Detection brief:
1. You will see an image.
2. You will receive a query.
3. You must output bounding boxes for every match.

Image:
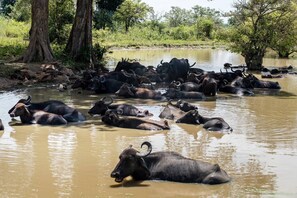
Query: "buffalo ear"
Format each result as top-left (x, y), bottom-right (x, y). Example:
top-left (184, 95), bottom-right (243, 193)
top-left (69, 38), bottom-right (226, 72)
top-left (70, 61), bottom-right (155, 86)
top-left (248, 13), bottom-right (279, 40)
top-left (137, 157), bottom-right (150, 178)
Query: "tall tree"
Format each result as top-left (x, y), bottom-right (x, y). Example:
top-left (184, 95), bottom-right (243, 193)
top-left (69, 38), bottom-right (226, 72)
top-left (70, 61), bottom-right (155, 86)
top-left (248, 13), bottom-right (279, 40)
top-left (22, 0), bottom-right (53, 62)
top-left (228, 0), bottom-right (295, 70)
top-left (113, 0), bottom-right (151, 32)
top-left (270, 2), bottom-right (297, 58)
top-left (192, 5), bottom-right (222, 25)
top-left (65, 0), bottom-right (93, 63)
top-left (164, 7), bottom-right (194, 27)
top-left (94, 0), bottom-right (124, 29)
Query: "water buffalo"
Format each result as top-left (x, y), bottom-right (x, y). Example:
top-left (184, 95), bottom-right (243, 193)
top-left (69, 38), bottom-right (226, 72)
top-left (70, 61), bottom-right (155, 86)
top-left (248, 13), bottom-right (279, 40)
top-left (172, 100), bottom-right (198, 112)
top-left (115, 58), bottom-right (148, 76)
top-left (218, 84), bottom-right (254, 96)
top-left (176, 110), bottom-right (233, 132)
top-left (88, 97), bottom-right (152, 117)
top-left (111, 141), bottom-right (231, 184)
top-left (169, 81), bottom-right (201, 92)
top-left (115, 84), bottom-right (165, 100)
top-left (157, 58), bottom-right (196, 82)
top-left (159, 100), bottom-right (198, 120)
top-left (163, 88), bottom-right (205, 100)
top-left (102, 110), bottom-right (169, 130)
top-left (245, 74), bottom-right (281, 89)
top-left (0, 119), bottom-right (4, 130)
top-left (159, 102), bottom-right (186, 120)
top-left (9, 103), bottom-right (67, 125)
top-left (198, 76), bottom-right (218, 96)
top-left (8, 96), bottom-right (86, 122)
top-left (88, 76), bottom-right (124, 94)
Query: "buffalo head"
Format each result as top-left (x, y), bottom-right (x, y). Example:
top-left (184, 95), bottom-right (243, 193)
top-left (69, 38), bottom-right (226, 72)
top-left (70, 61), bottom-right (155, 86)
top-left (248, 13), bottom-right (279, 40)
top-left (8, 96), bottom-right (31, 114)
top-left (175, 100), bottom-right (198, 112)
top-left (9, 103), bottom-right (31, 118)
top-left (115, 83), bottom-right (135, 98)
top-left (111, 142), bottom-right (152, 183)
top-left (101, 110), bottom-right (120, 126)
top-left (176, 109), bottom-right (200, 124)
top-left (88, 97), bottom-right (113, 115)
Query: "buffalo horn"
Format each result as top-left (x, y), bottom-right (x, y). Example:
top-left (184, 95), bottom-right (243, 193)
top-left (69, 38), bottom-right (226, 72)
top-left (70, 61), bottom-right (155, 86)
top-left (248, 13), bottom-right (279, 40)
top-left (103, 96), bottom-right (113, 105)
top-left (121, 69), bottom-right (132, 77)
top-left (26, 96), bottom-right (32, 104)
top-left (190, 62), bottom-right (196, 67)
top-left (136, 141), bottom-right (152, 157)
top-left (231, 67), bottom-right (235, 73)
top-left (117, 109), bottom-right (123, 115)
top-left (175, 81), bottom-right (181, 87)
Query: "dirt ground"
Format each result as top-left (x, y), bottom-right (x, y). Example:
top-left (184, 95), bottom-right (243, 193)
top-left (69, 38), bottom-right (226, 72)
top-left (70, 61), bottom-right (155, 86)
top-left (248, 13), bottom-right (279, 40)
top-left (0, 62), bottom-right (77, 91)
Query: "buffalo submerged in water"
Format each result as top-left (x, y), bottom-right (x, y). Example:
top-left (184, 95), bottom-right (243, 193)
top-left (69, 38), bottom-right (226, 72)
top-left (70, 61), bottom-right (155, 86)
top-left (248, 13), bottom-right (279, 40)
top-left (111, 142), bottom-right (231, 185)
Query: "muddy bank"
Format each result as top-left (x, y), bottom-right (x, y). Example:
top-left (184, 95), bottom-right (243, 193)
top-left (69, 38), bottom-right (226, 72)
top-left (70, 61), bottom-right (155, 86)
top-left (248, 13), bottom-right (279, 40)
top-left (0, 62), bottom-right (79, 91)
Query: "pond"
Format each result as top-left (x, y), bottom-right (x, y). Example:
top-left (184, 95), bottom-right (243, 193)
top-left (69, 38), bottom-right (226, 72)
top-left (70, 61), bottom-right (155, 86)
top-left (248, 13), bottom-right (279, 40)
top-left (0, 48), bottom-right (297, 197)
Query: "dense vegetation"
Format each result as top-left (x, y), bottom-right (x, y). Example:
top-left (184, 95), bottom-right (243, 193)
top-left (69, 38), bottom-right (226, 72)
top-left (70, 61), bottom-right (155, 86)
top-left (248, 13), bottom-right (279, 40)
top-left (0, 0), bottom-right (296, 70)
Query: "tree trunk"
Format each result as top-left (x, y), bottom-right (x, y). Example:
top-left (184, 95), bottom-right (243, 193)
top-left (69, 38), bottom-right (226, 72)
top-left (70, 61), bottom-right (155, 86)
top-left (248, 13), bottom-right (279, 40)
top-left (244, 50), bottom-right (265, 71)
top-left (22, 0), bottom-right (53, 63)
top-left (65, 0), bottom-right (93, 64)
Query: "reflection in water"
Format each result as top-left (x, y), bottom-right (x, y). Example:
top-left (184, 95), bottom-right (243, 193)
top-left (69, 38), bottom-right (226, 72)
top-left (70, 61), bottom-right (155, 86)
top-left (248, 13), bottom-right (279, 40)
top-left (0, 49), bottom-right (297, 197)
top-left (48, 130), bottom-right (77, 198)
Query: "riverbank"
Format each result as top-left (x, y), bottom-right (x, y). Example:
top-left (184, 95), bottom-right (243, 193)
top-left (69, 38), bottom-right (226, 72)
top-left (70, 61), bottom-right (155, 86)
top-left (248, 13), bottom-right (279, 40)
top-left (0, 62), bottom-right (78, 91)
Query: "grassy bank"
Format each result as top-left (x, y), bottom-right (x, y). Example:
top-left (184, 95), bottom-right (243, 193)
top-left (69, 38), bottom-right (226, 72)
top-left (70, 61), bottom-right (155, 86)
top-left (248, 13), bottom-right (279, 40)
top-left (0, 17), bottom-right (227, 62)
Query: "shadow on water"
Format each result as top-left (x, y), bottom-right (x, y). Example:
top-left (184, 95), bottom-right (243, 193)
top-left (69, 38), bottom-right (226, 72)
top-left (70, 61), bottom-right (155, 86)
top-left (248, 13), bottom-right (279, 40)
top-left (110, 180), bottom-right (150, 188)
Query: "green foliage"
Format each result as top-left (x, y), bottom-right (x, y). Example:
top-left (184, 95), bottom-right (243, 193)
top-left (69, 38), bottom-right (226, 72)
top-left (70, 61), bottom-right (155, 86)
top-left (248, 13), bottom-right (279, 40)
top-left (113, 0), bottom-right (151, 32)
top-left (10, 0), bottom-right (30, 22)
top-left (96, 0), bottom-right (124, 11)
top-left (192, 5), bottom-right (222, 25)
top-left (167, 25), bottom-right (195, 40)
top-left (0, 38), bottom-right (27, 60)
top-left (196, 17), bottom-right (215, 39)
top-left (93, 9), bottom-right (114, 29)
top-left (94, 0), bottom-right (124, 29)
top-left (228, 0), bottom-right (296, 70)
top-left (49, 0), bottom-right (75, 44)
top-left (1, 0), bottom-right (16, 16)
top-left (0, 17), bottom-right (29, 60)
top-left (269, 3), bottom-right (297, 58)
top-left (164, 7), bottom-right (194, 27)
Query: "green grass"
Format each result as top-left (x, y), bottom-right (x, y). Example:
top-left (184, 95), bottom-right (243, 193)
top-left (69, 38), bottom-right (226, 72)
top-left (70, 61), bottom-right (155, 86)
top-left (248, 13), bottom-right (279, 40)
top-left (0, 17), bottom-right (226, 62)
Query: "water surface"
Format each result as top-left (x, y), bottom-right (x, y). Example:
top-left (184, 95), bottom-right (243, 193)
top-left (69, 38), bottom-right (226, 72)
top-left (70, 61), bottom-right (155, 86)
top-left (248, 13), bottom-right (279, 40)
top-left (1, 48), bottom-right (297, 197)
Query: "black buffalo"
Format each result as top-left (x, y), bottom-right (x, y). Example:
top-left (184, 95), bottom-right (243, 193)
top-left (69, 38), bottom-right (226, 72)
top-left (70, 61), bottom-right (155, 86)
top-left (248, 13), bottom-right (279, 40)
top-left (176, 110), bottom-right (233, 132)
top-left (169, 81), bottom-right (200, 92)
top-left (157, 58), bottom-right (196, 82)
top-left (163, 88), bottom-right (205, 100)
top-left (8, 96), bottom-right (86, 122)
top-left (9, 103), bottom-right (67, 125)
top-left (111, 141), bottom-right (231, 184)
top-left (172, 100), bottom-right (198, 112)
top-left (159, 102), bottom-right (186, 120)
top-left (245, 74), bottom-right (281, 89)
top-left (88, 97), bottom-right (152, 117)
top-left (102, 110), bottom-right (169, 131)
top-left (88, 76), bottom-right (124, 94)
top-left (159, 100), bottom-right (198, 120)
top-left (115, 58), bottom-right (148, 76)
top-left (115, 84), bottom-right (165, 100)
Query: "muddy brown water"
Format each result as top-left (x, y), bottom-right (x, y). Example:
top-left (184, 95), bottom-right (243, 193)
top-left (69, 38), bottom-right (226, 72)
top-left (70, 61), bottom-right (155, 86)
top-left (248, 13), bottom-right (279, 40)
top-left (1, 48), bottom-right (297, 197)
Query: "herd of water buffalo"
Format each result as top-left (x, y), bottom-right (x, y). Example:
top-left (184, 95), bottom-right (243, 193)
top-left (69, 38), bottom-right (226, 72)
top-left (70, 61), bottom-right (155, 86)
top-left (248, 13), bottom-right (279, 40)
top-left (1, 57), bottom-right (289, 185)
